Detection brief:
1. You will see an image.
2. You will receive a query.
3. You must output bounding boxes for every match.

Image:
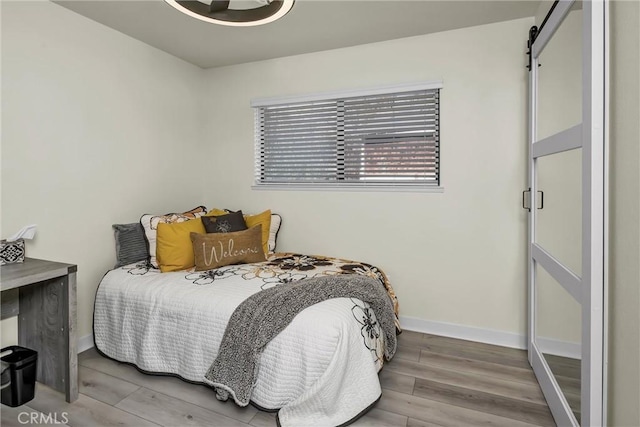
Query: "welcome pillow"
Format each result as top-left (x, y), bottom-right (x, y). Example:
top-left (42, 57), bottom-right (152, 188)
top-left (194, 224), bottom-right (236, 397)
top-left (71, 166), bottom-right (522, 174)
top-left (191, 225), bottom-right (265, 271)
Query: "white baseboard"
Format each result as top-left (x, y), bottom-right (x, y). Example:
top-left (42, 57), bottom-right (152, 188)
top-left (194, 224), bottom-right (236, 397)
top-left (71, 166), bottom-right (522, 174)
top-left (537, 337), bottom-right (581, 359)
top-left (399, 315), bottom-right (527, 349)
top-left (399, 316), bottom-right (581, 360)
top-left (78, 333), bottom-right (94, 353)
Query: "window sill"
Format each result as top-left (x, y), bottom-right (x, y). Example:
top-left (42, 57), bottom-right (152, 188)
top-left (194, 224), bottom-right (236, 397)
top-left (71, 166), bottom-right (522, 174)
top-left (251, 184), bottom-right (444, 193)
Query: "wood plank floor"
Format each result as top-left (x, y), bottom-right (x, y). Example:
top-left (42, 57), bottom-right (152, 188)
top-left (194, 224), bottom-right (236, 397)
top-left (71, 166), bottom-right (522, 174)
top-left (1, 331), bottom-right (557, 427)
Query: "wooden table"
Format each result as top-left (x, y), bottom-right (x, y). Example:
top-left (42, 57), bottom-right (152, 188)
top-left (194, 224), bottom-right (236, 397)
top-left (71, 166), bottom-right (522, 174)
top-left (1, 258), bottom-right (78, 403)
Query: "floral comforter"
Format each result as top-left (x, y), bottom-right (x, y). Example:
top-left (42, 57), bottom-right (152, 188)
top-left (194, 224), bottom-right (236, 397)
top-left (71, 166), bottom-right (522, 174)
top-left (94, 253), bottom-right (400, 426)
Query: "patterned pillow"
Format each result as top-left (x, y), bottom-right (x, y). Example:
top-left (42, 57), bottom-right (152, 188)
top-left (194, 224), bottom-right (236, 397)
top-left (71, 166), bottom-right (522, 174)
top-left (140, 206), bottom-right (207, 269)
top-left (191, 225), bottom-right (266, 271)
top-left (268, 214), bottom-right (282, 253)
top-left (112, 223), bottom-right (149, 268)
top-left (202, 211), bottom-right (247, 233)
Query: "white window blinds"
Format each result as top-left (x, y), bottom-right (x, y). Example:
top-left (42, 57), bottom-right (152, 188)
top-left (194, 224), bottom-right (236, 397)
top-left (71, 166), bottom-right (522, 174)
top-left (254, 84), bottom-right (440, 188)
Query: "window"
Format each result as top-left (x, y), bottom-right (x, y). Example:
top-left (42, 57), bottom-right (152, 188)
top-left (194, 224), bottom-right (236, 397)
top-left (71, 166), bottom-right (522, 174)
top-left (253, 82), bottom-right (441, 189)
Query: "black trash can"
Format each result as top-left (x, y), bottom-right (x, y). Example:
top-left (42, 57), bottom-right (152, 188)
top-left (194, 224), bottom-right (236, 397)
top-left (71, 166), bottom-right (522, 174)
top-left (1, 346), bottom-right (37, 407)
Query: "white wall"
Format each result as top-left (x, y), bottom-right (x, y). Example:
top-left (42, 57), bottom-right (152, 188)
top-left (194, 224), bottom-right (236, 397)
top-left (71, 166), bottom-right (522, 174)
top-left (608, 1), bottom-right (640, 425)
top-left (201, 18), bottom-right (533, 337)
top-left (0, 1), bottom-right (205, 345)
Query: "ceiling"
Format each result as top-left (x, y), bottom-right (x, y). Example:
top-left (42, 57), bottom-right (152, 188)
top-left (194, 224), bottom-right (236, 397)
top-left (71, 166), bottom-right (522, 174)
top-left (55, 0), bottom-right (540, 69)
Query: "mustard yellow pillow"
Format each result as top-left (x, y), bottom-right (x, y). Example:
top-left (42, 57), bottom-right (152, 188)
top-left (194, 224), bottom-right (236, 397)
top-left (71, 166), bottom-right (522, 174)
top-left (156, 218), bottom-right (206, 272)
top-left (245, 210), bottom-right (271, 255)
top-left (206, 208), bottom-right (228, 217)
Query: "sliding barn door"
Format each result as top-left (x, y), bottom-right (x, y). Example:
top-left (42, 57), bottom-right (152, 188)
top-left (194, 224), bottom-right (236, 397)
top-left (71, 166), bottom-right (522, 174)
top-left (527, 1), bottom-right (606, 426)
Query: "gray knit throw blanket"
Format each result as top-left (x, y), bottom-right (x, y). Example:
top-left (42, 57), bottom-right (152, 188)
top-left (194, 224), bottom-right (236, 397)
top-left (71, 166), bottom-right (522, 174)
top-left (204, 274), bottom-right (398, 406)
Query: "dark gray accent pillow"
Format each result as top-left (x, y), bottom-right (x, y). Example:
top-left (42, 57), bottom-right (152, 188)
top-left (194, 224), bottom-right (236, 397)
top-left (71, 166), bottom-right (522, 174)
top-left (202, 211), bottom-right (248, 234)
top-left (113, 223), bottom-right (149, 268)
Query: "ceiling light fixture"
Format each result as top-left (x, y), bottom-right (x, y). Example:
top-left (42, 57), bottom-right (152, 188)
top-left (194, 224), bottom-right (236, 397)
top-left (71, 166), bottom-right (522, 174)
top-left (165, 0), bottom-right (295, 27)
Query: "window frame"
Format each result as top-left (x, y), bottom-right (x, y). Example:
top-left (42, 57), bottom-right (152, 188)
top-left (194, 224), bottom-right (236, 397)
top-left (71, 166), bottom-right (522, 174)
top-left (251, 81), bottom-right (444, 192)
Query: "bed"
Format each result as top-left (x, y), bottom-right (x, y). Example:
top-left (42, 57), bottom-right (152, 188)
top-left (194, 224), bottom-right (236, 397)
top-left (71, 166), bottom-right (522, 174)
top-left (93, 252), bottom-right (400, 426)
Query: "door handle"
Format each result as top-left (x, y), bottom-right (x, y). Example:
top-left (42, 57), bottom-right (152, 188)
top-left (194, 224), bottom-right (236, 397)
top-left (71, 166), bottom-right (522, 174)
top-left (522, 189), bottom-right (544, 211)
top-left (537, 190), bottom-right (544, 210)
top-left (522, 188), bottom-right (531, 211)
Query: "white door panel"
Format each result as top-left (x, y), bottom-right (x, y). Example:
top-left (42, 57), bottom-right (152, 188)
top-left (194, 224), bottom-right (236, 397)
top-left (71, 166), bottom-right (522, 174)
top-left (527, 1), bottom-right (606, 425)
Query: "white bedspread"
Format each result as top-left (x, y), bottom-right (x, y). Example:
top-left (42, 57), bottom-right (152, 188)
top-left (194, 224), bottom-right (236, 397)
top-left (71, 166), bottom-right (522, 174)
top-left (94, 254), bottom-right (397, 426)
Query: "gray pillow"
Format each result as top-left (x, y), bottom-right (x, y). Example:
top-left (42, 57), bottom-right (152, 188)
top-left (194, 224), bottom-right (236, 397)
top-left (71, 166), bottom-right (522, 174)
top-left (113, 223), bottom-right (149, 268)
